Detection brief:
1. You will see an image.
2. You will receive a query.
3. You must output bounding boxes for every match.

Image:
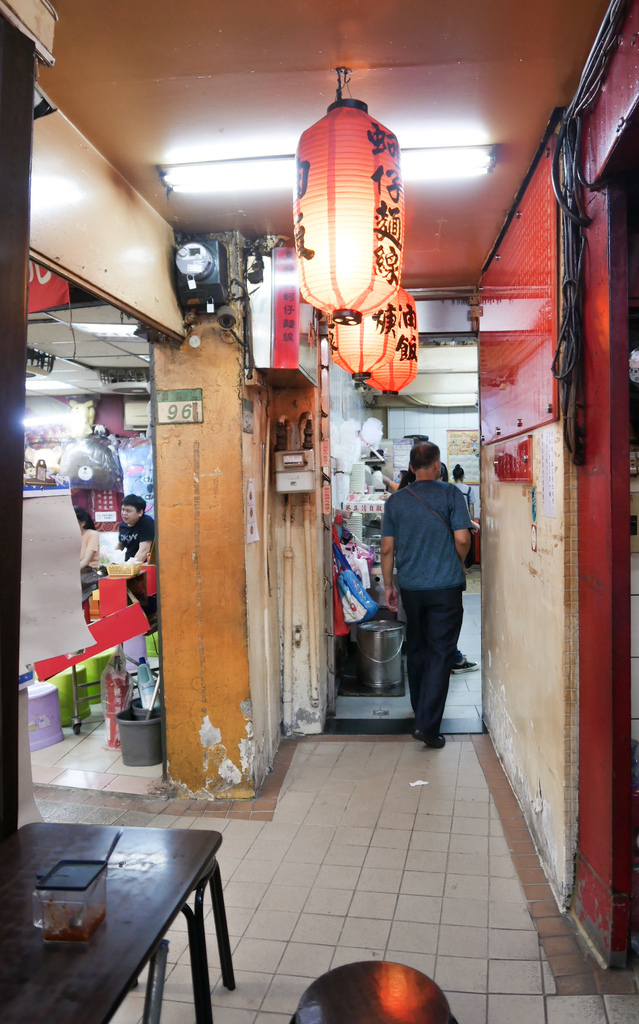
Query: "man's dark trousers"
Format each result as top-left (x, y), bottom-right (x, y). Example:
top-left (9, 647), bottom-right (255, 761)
top-left (400, 585), bottom-right (464, 736)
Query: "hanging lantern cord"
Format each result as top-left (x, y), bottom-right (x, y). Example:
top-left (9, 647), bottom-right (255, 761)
top-left (335, 67), bottom-right (352, 103)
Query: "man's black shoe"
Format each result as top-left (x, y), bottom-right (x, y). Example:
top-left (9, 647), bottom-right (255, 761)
top-left (412, 730), bottom-right (446, 749)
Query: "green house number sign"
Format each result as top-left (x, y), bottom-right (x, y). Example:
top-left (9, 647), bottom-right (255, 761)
top-left (156, 389), bottom-right (203, 424)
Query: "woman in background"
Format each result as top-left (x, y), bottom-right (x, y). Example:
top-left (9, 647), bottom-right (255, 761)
top-left (75, 506), bottom-right (100, 623)
top-left (452, 464), bottom-right (474, 518)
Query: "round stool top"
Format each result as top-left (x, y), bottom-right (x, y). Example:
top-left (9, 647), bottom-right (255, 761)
top-left (295, 961), bottom-right (451, 1024)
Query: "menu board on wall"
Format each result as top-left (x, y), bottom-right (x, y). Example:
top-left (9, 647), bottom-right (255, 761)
top-left (447, 430), bottom-right (480, 485)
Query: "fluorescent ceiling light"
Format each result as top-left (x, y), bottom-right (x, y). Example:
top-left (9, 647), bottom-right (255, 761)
top-left (25, 378), bottom-right (75, 391)
top-left (161, 146), bottom-right (495, 194)
top-left (162, 156), bottom-right (295, 194)
top-left (73, 322), bottom-right (140, 338)
top-left (402, 146), bottom-right (495, 180)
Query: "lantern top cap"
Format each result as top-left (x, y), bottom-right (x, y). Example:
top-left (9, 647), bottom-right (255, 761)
top-left (327, 98), bottom-right (368, 114)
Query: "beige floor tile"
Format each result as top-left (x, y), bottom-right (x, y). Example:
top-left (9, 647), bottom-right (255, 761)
top-left (444, 873), bottom-right (489, 901)
top-left (244, 840), bottom-right (292, 863)
top-left (415, 798), bottom-right (455, 816)
top-left (489, 928), bottom-right (540, 960)
top-left (357, 867), bottom-right (403, 893)
top-left (232, 937), bottom-right (286, 974)
top-left (490, 855), bottom-right (518, 878)
top-left (488, 959), bottom-right (543, 995)
top-left (404, 848), bottom-right (447, 873)
top-left (303, 887), bottom-right (353, 916)
top-left (260, 885), bottom-right (310, 914)
top-left (376, 811), bottom-right (417, 830)
top-left (153, 1001), bottom-right (196, 1024)
top-left (200, 1008), bottom-right (256, 1024)
top-left (401, 871), bottom-right (446, 897)
top-left (447, 851), bottom-right (489, 876)
top-left (330, 946), bottom-right (385, 969)
top-left (262, 974), bottom-right (316, 1014)
top-left (542, 959), bottom-right (557, 995)
top-left (438, 922), bottom-right (488, 958)
top-left (291, 913), bottom-right (345, 945)
top-left (435, 955), bottom-right (488, 994)
top-left (338, 808), bottom-right (381, 828)
top-left (603, 994), bottom-right (639, 1023)
top-left (489, 901), bottom-right (536, 931)
top-left (489, 836), bottom-right (510, 857)
top-left (323, 843), bottom-right (367, 867)
top-left (339, 916), bottom-right (391, 948)
top-left (387, 920), bottom-right (438, 954)
top-left (348, 890), bottom-right (398, 920)
top-left (314, 864), bottom-right (360, 889)
top-left (408, 830), bottom-right (450, 853)
top-left (277, 942), bottom-right (334, 977)
top-left (244, 910), bottom-right (299, 942)
top-left (440, 897), bottom-right (488, 928)
top-left (451, 815), bottom-right (489, 836)
top-left (217, 820), bottom-right (266, 840)
top-left (232, 860), bottom-right (279, 884)
top-left (225, 907), bottom-right (256, 937)
top-left (370, 828), bottom-right (412, 849)
top-left (332, 825), bottom-right (374, 846)
top-left (546, 996), bottom-right (608, 1023)
top-left (489, 876), bottom-right (526, 904)
top-left (488, 994), bottom-right (546, 1023)
top-left (210, 970), bottom-right (272, 1010)
top-left (164, 963), bottom-right (213, 1004)
top-left (413, 814), bottom-right (453, 833)
top-left (364, 846), bottom-right (407, 870)
top-left (446, 991), bottom-right (486, 1023)
top-left (254, 1014), bottom-right (291, 1024)
top-left (394, 894), bottom-right (442, 924)
top-left (272, 862), bottom-right (319, 887)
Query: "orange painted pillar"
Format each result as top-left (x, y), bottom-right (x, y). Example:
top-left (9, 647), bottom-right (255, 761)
top-left (153, 321), bottom-right (254, 797)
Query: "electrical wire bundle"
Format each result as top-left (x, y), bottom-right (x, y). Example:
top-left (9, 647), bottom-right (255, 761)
top-left (551, 0), bottom-right (628, 464)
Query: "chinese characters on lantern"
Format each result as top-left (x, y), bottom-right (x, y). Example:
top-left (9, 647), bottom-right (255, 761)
top-left (368, 122), bottom-right (403, 289)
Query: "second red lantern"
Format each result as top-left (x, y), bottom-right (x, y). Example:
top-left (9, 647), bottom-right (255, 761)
top-left (294, 95), bottom-right (404, 326)
top-left (366, 289), bottom-right (419, 393)
top-left (328, 303), bottom-right (396, 381)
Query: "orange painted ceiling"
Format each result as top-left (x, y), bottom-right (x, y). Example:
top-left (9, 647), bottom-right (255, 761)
top-left (39, 0), bottom-right (610, 290)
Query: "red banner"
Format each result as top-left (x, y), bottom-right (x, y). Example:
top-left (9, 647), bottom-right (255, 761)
top-left (27, 261), bottom-right (70, 313)
top-left (272, 248), bottom-right (300, 368)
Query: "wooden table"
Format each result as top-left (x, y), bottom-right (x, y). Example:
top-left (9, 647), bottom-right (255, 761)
top-left (0, 823), bottom-right (229, 1024)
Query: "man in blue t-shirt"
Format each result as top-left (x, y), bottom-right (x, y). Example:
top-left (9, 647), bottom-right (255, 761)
top-left (381, 442), bottom-right (471, 749)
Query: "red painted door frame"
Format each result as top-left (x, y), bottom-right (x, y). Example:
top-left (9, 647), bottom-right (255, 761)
top-left (575, 184), bottom-right (632, 965)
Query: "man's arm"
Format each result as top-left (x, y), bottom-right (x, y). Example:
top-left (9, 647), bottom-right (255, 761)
top-left (454, 529), bottom-right (471, 563)
top-left (381, 536), bottom-right (398, 612)
top-left (133, 540), bottom-right (152, 564)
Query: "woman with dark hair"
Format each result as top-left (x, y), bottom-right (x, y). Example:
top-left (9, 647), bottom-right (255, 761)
top-left (452, 464), bottom-right (474, 518)
top-left (75, 505), bottom-right (100, 622)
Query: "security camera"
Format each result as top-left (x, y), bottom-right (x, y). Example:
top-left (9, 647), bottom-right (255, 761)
top-left (216, 305), bottom-right (237, 331)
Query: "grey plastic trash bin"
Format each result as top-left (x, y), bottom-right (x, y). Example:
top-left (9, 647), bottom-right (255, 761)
top-left (115, 708), bottom-right (162, 766)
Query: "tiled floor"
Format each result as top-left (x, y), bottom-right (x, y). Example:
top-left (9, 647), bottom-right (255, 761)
top-left (30, 710), bottom-right (163, 795)
top-left (37, 735), bottom-right (639, 1024)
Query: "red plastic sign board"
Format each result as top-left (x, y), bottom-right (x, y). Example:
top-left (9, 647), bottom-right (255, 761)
top-left (272, 248), bottom-right (300, 369)
top-left (27, 262), bottom-right (69, 313)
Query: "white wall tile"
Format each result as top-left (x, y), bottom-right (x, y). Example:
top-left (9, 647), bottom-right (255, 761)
top-left (404, 411), bottom-right (420, 434)
top-left (631, 554), bottom-right (639, 595)
top-left (632, 659), bottom-right (639, 720)
top-left (632, 597), bottom-right (639, 656)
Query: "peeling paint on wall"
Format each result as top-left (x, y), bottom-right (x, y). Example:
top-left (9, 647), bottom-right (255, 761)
top-left (239, 736), bottom-right (254, 775)
top-left (219, 757), bottom-right (242, 787)
top-left (240, 699), bottom-right (253, 719)
top-left (200, 716), bottom-right (222, 748)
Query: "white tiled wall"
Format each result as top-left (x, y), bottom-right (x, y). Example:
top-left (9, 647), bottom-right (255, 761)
top-left (387, 406), bottom-right (480, 506)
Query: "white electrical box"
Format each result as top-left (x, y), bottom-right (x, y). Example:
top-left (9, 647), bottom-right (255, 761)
top-left (274, 449), bottom-right (315, 493)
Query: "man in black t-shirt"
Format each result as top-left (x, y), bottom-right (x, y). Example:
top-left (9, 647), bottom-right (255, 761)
top-left (117, 494), bottom-right (155, 562)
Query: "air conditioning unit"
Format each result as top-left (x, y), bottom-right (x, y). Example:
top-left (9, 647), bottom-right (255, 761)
top-left (99, 367), bottom-right (149, 394)
top-left (123, 399), bottom-right (150, 430)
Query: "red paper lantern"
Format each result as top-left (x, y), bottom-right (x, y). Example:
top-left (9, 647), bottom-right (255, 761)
top-left (294, 98), bottom-right (404, 325)
top-left (366, 289), bottom-right (419, 393)
top-left (328, 302), bottom-right (397, 381)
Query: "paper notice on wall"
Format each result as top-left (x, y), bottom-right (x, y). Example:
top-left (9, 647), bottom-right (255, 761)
top-left (20, 493), bottom-right (93, 674)
top-left (541, 431), bottom-right (556, 518)
top-left (246, 478), bottom-right (260, 544)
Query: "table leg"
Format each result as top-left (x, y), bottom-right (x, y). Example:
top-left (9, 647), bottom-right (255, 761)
top-left (208, 860), bottom-right (235, 991)
top-left (182, 893), bottom-right (214, 1024)
top-left (143, 939), bottom-right (169, 1024)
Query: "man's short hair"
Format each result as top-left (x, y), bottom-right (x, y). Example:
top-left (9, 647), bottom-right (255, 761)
top-left (410, 442), bottom-right (441, 471)
top-left (121, 494), bottom-right (146, 513)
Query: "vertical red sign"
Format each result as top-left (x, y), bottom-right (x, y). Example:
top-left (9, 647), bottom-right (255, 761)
top-left (272, 248), bottom-right (300, 369)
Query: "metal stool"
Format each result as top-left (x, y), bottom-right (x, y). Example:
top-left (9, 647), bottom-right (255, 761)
top-left (291, 961), bottom-right (458, 1024)
top-left (180, 840), bottom-right (236, 1024)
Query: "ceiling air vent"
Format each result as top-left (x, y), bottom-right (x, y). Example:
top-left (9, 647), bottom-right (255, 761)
top-left (99, 367), bottom-right (150, 394)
